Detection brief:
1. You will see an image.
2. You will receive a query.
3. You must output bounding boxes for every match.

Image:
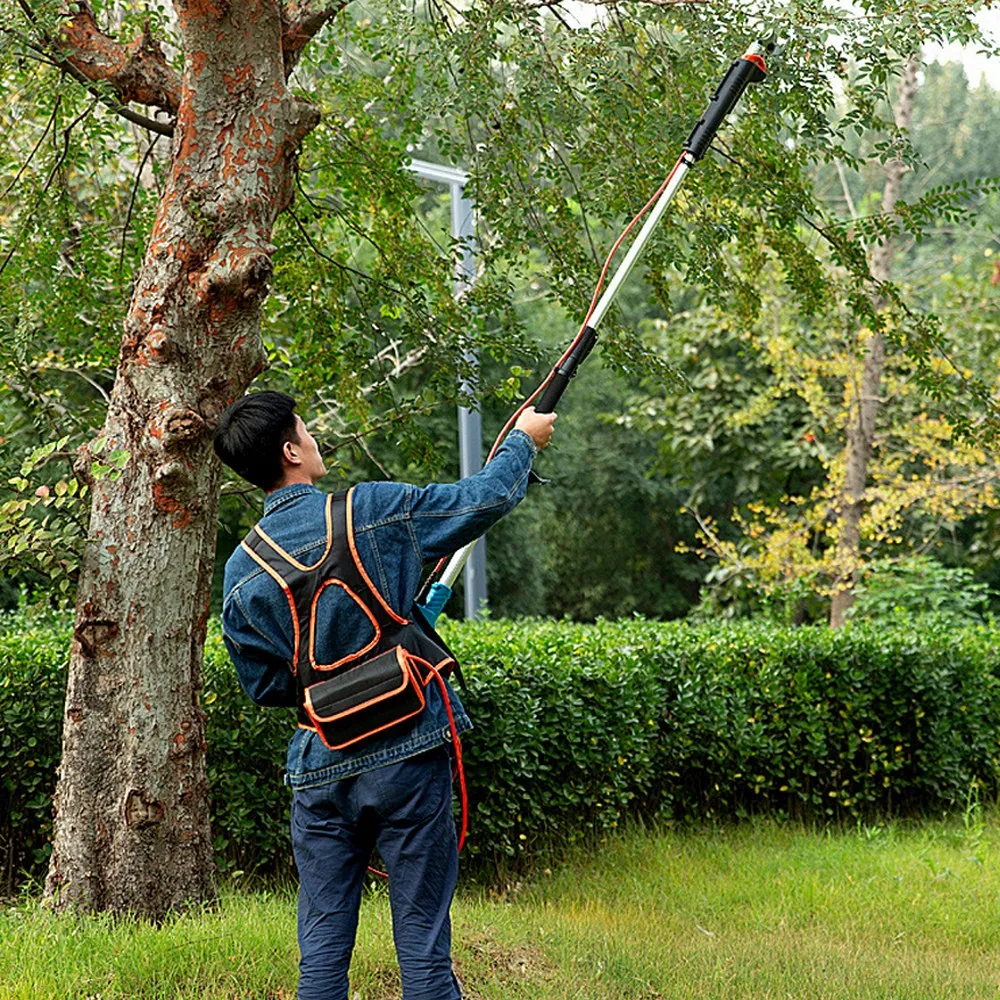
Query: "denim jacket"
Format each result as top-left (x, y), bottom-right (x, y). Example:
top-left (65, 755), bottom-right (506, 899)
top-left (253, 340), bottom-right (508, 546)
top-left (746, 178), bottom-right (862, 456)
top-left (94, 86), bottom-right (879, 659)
top-left (221, 429), bottom-right (537, 790)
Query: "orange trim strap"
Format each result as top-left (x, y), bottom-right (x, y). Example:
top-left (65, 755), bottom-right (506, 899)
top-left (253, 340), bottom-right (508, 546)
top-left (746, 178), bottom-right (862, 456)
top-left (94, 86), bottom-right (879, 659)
top-left (346, 488), bottom-right (408, 626)
top-left (241, 539), bottom-right (302, 670)
top-left (309, 579), bottom-right (381, 671)
top-left (255, 495), bottom-right (335, 572)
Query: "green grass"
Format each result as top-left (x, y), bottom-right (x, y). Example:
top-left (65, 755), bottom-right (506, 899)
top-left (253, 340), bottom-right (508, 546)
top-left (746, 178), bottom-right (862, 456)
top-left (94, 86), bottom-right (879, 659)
top-left (3, 814), bottom-right (1000, 998)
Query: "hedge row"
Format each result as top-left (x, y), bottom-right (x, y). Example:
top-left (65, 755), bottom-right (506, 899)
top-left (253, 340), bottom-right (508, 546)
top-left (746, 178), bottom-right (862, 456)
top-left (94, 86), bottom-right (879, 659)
top-left (3, 610), bottom-right (1000, 888)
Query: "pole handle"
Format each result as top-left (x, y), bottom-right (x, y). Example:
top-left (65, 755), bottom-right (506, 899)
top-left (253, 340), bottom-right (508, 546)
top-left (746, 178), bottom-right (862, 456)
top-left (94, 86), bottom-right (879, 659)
top-left (535, 326), bottom-right (598, 414)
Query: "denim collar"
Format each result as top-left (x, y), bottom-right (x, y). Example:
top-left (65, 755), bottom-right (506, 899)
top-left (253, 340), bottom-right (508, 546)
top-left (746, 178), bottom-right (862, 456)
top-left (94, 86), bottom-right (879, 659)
top-left (264, 483), bottom-right (321, 516)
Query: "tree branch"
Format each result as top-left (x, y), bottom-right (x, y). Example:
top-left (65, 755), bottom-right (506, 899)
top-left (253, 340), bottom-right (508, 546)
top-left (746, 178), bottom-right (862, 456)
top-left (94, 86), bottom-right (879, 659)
top-left (17, 0), bottom-right (178, 136)
top-left (307, 342), bottom-right (429, 433)
top-left (282, 1), bottom-right (350, 78)
top-left (2, 92), bottom-right (61, 198)
top-left (59, 3), bottom-right (181, 115)
top-left (3, 379), bottom-right (72, 420)
top-left (0, 95), bottom-right (99, 284)
top-left (119, 134), bottom-right (162, 273)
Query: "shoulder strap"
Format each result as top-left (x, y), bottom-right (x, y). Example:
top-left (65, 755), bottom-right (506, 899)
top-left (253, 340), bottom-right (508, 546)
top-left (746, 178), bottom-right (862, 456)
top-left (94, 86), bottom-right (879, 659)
top-left (325, 488), bottom-right (409, 632)
top-left (239, 496), bottom-right (339, 670)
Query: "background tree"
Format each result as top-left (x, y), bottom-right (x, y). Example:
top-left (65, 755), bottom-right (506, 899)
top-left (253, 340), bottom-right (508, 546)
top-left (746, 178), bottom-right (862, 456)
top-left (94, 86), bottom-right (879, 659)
top-left (829, 57), bottom-right (917, 627)
top-left (647, 56), bottom-right (1000, 619)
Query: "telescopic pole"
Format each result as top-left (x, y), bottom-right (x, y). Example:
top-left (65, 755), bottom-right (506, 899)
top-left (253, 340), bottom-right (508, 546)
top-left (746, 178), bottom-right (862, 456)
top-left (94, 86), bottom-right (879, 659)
top-left (425, 39), bottom-right (773, 604)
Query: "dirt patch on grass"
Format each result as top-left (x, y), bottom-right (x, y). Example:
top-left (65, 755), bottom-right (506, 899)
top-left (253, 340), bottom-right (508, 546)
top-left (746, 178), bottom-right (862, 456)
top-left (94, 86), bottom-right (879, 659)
top-left (456, 930), bottom-right (555, 996)
top-left (357, 930), bottom-right (554, 999)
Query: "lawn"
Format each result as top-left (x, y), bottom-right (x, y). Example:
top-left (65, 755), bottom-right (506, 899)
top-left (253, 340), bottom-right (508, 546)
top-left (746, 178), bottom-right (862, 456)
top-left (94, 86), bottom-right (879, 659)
top-left (3, 813), bottom-right (999, 999)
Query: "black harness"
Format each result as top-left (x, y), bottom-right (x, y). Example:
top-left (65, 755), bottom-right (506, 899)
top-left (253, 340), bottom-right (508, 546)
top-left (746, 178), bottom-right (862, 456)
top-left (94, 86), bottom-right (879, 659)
top-left (241, 487), bottom-right (460, 751)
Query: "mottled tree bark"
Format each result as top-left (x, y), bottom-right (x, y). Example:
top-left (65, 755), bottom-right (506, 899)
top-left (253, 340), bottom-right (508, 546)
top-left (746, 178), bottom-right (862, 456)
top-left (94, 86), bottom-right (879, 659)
top-left (44, 0), bottom-right (339, 917)
top-left (60, 2), bottom-right (181, 115)
top-left (829, 58), bottom-right (919, 628)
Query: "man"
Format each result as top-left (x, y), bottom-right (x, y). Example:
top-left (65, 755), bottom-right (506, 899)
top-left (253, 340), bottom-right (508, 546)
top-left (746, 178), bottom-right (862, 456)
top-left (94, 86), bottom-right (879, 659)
top-left (214, 390), bottom-right (555, 1000)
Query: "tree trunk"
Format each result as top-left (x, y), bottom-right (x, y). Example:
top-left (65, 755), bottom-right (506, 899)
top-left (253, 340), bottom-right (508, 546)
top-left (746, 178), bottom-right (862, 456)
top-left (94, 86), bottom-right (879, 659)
top-left (45, 0), bottom-right (322, 917)
top-left (829, 58), bottom-right (918, 628)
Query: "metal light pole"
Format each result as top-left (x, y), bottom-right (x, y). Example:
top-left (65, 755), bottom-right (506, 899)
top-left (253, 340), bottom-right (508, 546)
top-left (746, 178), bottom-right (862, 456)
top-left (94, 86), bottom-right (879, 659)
top-left (407, 158), bottom-right (487, 619)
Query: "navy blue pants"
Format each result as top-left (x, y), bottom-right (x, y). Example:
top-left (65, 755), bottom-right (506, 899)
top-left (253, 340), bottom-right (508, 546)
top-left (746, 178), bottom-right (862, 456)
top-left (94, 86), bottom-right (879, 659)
top-left (290, 747), bottom-right (462, 1000)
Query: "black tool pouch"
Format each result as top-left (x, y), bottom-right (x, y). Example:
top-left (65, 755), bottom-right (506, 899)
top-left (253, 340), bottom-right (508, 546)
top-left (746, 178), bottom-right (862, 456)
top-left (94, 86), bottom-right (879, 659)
top-left (302, 647), bottom-right (427, 751)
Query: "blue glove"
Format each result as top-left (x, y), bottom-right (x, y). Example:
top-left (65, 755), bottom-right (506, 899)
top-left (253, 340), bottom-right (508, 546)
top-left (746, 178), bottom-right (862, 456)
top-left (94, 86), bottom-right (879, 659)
top-left (415, 581), bottom-right (453, 627)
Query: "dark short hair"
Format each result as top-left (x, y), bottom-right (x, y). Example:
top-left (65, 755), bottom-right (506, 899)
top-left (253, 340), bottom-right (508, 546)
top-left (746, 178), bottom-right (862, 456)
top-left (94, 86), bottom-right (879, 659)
top-left (213, 391), bottom-right (300, 491)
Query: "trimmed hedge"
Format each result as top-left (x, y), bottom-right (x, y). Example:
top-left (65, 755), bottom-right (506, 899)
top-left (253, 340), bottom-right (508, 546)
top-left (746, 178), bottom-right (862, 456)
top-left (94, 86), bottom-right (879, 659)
top-left (453, 617), bottom-right (1000, 863)
top-left (0, 610), bottom-right (67, 887)
top-left (3, 611), bottom-right (1000, 888)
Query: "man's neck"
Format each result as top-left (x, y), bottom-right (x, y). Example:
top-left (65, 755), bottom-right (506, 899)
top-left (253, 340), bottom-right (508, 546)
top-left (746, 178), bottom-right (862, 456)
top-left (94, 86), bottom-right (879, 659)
top-left (267, 473), bottom-right (317, 494)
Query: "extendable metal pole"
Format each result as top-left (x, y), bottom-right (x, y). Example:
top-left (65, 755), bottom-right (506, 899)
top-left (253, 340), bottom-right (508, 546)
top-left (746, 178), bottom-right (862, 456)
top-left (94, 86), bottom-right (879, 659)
top-left (588, 155), bottom-right (693, 331)
top-left (435, 38), bottom-right (774, 594)
top-left (439, 155), bottom-right (695, 591)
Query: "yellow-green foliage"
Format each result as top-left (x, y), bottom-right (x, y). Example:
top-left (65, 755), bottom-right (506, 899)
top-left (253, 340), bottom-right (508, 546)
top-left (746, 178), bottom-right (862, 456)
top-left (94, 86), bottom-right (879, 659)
top-left (682, 287), bottom-right (1000, 599)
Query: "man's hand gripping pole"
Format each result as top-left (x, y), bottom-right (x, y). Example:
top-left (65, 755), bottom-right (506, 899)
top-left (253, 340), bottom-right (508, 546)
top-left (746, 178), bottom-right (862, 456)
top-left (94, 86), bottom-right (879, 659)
top-left (416, 39), bottom-right (773, 625)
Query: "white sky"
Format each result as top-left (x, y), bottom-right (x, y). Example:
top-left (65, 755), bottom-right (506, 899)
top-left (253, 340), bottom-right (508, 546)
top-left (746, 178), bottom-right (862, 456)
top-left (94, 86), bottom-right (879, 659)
top-left (927, 8), bottom-right (1000, 89)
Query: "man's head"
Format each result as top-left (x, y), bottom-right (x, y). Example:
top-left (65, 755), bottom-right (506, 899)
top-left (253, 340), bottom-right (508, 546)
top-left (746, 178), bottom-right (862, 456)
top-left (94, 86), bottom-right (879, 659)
top-left (213, 391), bottom-right (326, 492)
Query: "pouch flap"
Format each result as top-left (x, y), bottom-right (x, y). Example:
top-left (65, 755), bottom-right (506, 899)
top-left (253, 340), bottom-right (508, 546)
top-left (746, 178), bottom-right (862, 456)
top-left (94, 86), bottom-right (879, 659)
top-left (305, 647), bottom-right (410, 723)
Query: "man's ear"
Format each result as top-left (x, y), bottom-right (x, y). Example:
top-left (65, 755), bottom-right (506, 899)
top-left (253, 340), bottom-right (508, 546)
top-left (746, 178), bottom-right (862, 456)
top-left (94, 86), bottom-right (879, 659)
top-left (282, 438), bottom-right (302, 467)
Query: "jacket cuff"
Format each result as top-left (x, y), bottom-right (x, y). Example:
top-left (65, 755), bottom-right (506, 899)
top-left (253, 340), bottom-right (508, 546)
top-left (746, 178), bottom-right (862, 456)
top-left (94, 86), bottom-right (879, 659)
top-left (507, 428), bottom-right (538, 459)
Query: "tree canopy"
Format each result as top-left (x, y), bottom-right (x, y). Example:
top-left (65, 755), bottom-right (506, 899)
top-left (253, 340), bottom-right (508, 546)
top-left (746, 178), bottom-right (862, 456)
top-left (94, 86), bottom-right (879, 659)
top-left (2, 0), bottom-right (998, 621)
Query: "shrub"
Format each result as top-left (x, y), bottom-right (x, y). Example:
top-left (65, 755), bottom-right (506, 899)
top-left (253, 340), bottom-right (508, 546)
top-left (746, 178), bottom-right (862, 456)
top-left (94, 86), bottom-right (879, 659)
top-left (851, 556), bottom-right (993, 624)
top-left (0, 605), bottom-right (69, 885)
top-left (451, 618), bottom-right (667, 867)
top-left (453, 617), bottom-right (1000, 851)
top-left (3, 610), bottom-right (1000, 890)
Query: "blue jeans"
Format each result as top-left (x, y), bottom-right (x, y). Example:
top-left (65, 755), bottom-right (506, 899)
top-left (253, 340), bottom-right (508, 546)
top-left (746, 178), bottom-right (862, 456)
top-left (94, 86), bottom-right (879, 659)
top-left (291, 747), bottom-right (462, 1000)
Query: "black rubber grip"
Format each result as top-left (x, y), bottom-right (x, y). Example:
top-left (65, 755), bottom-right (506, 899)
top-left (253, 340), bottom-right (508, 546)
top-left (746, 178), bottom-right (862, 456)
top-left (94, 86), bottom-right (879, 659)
top-left (684, 55), bottom-right (766, 162)
top-left (534, 326), bottom-right (598, 414)
top-left (536, 373), bottom-right (570, 415)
